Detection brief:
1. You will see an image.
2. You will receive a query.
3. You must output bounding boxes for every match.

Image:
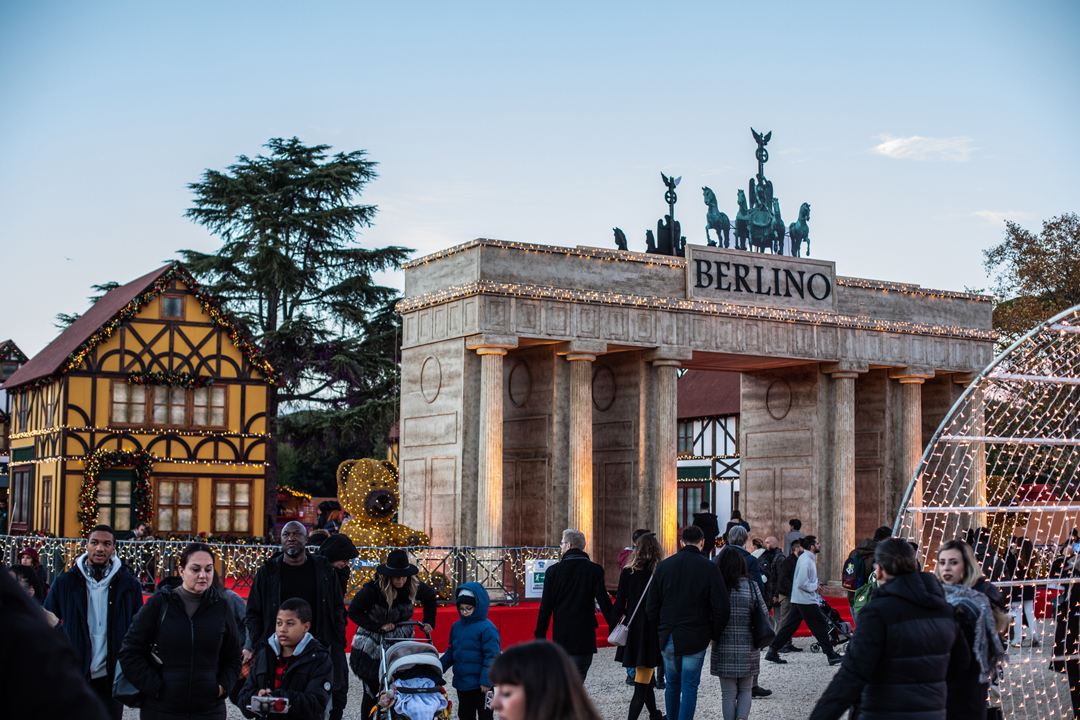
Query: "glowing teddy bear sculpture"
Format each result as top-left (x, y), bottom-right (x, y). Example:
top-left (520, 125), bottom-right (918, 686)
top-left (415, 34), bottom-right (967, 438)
top-left (336, 459), bottom-right (430, 548)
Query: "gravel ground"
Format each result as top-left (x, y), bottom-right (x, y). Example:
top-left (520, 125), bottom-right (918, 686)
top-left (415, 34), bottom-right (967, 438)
top-left (122, 625), bottom-right (1074, 720)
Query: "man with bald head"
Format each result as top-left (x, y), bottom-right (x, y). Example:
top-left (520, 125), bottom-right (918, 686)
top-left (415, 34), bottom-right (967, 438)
top-left (246, 520), bottom-right (348, 718)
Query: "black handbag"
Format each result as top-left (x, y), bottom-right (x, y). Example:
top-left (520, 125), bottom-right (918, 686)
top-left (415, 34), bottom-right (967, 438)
top-left (749, 584), bottom-right (775, 650)
top-left (114, 597), bottom-right (168, 707)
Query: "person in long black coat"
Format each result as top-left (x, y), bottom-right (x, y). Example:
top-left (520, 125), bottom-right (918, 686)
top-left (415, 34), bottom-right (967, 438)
top-left (534, 529), bottom-right (614, 681)
top-left (0, 567), bottom-right (111, 720)
top-left (809, 538), bottom-right (970, 720)
top-left (119, 543), bottom-right (242, 720)
top-left (610, 532), bottom-right (665, 720)
top-left (1053, 554), bottom-right (1080, 718)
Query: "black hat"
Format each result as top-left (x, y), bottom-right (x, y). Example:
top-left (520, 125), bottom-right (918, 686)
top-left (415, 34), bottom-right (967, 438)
top-left (377, 549), bottom-right (419, 577)
top-left (319, 533), bottom-right (359, 564)
top-left (455, 588), bottom-right (477, 607)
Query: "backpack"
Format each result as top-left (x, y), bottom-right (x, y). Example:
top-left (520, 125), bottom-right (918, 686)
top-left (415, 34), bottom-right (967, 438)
top-left (852, 571), bottom-right (877, 619)
top-left (842, 549), bottom-right (866, 592)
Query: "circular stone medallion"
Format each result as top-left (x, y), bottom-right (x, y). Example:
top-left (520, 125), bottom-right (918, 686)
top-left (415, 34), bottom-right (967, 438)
top-left (508, 361), bottom-right (532, 408)
top-left (592, 366), bottom-right (616, 411)
top-left (420, 356), bottom-right (442, 403)
top-left (766, 378), bottom-right (792, 420)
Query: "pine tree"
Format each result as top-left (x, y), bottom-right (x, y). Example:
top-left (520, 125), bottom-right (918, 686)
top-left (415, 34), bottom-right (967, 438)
top-left (181, 137), bottom-right (411, 530)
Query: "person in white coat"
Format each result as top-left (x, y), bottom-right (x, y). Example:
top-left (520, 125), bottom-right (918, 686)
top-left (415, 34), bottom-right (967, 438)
top-left (763, 535), bottom-right (841, 665)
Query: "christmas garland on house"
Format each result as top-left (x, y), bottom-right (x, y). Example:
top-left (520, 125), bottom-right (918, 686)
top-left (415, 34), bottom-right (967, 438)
top-left (12, 262), bottom-right (277, 394)
top-left (127, 371), bottom-right (214, 389)
top-left (78, 449), bottom-right (154, 536)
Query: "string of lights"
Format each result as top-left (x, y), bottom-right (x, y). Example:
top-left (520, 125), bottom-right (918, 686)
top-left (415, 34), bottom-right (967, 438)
top-left (10, 425), bottom-right (269, 440)
top-left (395, 279), bottom-right (997, 341)
top-left (18, 454), bottom-right (266, 468)
top-left (897, 307), bottom-right (1080, 719)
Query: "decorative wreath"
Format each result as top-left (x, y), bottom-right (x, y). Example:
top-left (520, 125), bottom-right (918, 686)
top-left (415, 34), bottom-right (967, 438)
top-left (79, 449), bottom-right (154, 536)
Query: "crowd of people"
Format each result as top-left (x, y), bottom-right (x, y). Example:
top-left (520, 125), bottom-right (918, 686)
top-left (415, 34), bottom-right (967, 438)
top-left (6, 507), bottom-right (1080, 720)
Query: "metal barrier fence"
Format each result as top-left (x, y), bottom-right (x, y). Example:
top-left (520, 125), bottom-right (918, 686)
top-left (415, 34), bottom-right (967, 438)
top-left (1, 536), bottom-right (559, 603)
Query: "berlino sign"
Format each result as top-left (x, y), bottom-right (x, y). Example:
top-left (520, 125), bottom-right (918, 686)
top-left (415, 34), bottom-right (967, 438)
top-left (685, 245), bottom-right (837, 313)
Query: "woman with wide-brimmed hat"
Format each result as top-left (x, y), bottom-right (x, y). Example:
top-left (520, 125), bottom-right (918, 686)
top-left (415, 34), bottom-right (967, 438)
top-left (347, 549), bottom-right (439, 718)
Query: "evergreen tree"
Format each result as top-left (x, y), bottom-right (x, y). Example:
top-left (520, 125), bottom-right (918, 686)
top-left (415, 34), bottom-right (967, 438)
top-left (181, 137), bottom-right (410, 532)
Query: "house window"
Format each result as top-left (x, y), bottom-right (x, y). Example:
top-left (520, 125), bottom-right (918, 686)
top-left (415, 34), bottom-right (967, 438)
top-left (161, 295), bottom-right (184, 319)
top-left (1, 362), bottom-right (17, 378)
top-left (9, 466), bottom-right (31, 534)
top-left (678, 421), bottom-right (693, 454)
top-left (111, 383), bottom-right (147, 424)
top-left (151, 386), bottom-right (187, 426)
top-left (41, 476), bottom-right (53, 532)
top-left (193, 386), bottom-right (226, 426)
top-left (97, 472), bottom-right (134, 532)
top-left (157, 479), bottom-right (196, 533)
top-left (214, 480), bottom-right (251, 533)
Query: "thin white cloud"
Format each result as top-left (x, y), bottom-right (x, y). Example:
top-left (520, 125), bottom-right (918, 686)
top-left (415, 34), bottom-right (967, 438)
top-left (972, 210), bottom-right (1027, 224)
top-left (871, 135), bottom-right (976, 162)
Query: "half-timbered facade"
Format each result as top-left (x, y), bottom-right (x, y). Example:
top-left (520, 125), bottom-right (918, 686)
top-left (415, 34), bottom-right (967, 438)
top-left (676, 370), bottom-right (741, 528)
top-left (1, 263), bottom-right (274, 537)
top-left (0, 340), bottom-right (28, 532)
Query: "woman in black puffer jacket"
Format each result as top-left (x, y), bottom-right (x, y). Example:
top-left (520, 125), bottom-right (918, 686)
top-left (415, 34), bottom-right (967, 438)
top-left (119, 543), bottom-right (242, 720)
top-left (347, 549), bottom-right (438, 719)
top-left (809, 538), bottom-right (970, 720)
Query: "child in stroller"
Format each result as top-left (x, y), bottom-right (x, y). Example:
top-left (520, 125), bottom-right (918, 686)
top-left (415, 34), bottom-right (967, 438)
top-left (374, 621), bottom-right (451, 720)
top-left (809, 599), bottom-right (853, 655)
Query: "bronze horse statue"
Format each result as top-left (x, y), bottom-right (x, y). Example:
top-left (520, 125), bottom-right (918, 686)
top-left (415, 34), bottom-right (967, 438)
top-left (748, 176), bottom-right (774, 253)
top-left (735, 189), bottom-right (751, 251)
top-left (788, 202), bottom-right (810, 258)
top-left (702, 187), bottom-right (730, 248)
top-left (770, 199), bottom-right (785, 255)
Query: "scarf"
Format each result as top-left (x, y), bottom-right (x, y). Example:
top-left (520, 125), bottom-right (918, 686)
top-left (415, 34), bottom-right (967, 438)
top-left (942, 583), bottom-right (1004, 682)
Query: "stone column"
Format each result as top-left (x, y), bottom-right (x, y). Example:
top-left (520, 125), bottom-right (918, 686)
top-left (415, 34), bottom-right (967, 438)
top-left (466, 334), bottom-right (518, 547)
top-left (891, 368), bottom-right (934, 548)
top-left (954, 373), bottom-right (986, 529)
top-left (823, 361), bottom-right (866, 583)
top-left (567, 352), bottom-right (597, 539)
top-left (645, 347), bottom-right (691, 556)
top-left (555, 340), bottom-right (607, 547)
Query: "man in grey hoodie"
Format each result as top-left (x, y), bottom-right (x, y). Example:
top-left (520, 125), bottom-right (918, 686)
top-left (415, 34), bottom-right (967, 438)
top-left (45, 524), bottom-right (144, 720)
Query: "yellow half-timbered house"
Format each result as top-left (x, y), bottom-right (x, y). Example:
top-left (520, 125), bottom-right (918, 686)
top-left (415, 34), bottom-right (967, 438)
top-left (1, 262), bottom-right (274, 538)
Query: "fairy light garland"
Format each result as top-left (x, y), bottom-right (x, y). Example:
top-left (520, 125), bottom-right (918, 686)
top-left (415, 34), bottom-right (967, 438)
top-left (8, 262), bottom-right (277, 395)
top-left (127, 371), bottom-right (213, 389)
top-left (20, 454), bottom-right (267, 468)
top-left (896, 308), bottom-right (1080, 719)
top-left (10, 425), bottom-right (268, 440)
top-left (79, 449), bottom-right (154, 536)
top-left (395, 279), bottom-right (997, 341)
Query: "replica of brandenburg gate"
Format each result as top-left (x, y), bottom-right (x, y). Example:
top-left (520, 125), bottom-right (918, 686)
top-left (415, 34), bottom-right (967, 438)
top-left (394, 133), bottom-right (996, 587)
top-left (395, 239), bottom-right (994, 585)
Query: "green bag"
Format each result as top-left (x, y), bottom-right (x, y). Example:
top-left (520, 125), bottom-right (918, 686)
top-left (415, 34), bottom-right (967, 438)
top-left (852, 570), bottom-right (878, 619)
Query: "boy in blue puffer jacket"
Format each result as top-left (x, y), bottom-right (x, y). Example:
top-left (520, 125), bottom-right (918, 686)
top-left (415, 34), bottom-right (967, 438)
top-left (440, 582), bottom-right (501, 720)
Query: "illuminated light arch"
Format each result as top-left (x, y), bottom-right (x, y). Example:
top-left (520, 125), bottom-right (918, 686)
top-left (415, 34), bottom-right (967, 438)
top-left (896, 305), bottom-right (1080, 720)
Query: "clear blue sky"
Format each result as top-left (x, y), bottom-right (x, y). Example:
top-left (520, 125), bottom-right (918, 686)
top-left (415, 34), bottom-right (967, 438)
top-left (2, 1), bottom-right (1077, 356)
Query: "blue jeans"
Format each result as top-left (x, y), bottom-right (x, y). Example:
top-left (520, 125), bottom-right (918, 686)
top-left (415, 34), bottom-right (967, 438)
top-left (661, 636), bottom-right (707, 720)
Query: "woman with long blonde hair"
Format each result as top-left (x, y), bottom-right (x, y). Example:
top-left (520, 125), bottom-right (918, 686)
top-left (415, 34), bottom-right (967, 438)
top-left (610, 532), bottom-right (665, 720)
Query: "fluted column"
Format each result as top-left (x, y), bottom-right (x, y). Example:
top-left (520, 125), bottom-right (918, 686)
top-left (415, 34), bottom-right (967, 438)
top-left (831, 371), bottom-right (858, 581)
top-left (653, 359), bottom-right (681, 556)
top-left (900, 378), bottom-right (925, 509)
top-left (567, 352), bottom-right (597, 541)
top-left (476, 347), bottom-right (507, 547)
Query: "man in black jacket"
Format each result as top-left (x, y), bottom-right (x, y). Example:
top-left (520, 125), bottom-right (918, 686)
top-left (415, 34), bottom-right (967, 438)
top-left (772, 538), bottom-right (802, 652)
top-left (246, 522), bottom-right (347, 718)
top-left (646, 524), bottom-right (730, 720)
top-left (45, 524), bottom-right (144, 720)
top-left (691, 502), bottom-right (720, 558)
top-left (808, 538), bottom-right (968, 720)
top-left (534, 528), bottom-right (613, 680)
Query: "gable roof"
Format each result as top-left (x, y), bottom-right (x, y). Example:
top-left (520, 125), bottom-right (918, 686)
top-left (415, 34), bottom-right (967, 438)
top-left (0, 340), bottom-right (28, 364)
top-left (2, 262), bottom-right (276, 391)
top-left (677, 369), bottom-right (740, 419)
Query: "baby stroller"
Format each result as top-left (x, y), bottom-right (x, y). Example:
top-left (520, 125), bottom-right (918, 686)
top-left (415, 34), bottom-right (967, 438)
top-left (374, 621), bottom-right (451, 720)
top-left (809, 600), bottom-right (853, 655)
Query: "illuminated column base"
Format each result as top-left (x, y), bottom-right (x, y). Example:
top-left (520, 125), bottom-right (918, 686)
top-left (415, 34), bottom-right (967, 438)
top-left (653, 359), bottom-right (681, 556)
